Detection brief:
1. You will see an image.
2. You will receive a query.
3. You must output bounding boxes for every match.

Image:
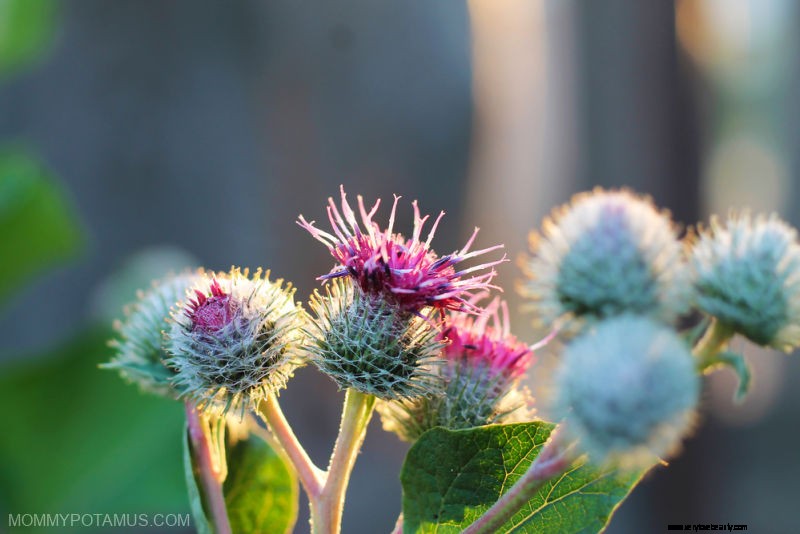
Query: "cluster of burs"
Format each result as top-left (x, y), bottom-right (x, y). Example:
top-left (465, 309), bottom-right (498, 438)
top-left (106, 186), bottom-right (800, 469)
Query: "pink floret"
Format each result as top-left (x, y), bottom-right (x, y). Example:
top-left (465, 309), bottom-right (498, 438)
top-left (298, 186), bottom-right (506, 314)
top-left (440, 298), bottom-right (533, 379)
top-left (185, 279), bottom-right (237, 333)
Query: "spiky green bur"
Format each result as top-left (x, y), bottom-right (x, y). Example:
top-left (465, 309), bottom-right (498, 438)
top-left (166, 268), bottom-right (305, 415)
top-left (522, 189), bottom-right (690, 334)
top-left (691, 213), bottom-right (800, 350)
top-left (554, 315), bottom-right (699, 469)
top-left (104, 271), bottom-right (203, 397)
top-left (377, 361), bottom-right (533, 442)
top-left (305, 278), bottom-right (443, 400)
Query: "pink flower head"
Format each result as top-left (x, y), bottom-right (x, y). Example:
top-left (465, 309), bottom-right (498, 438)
top-left (440, 297), bottom-right (533, 380)
top-left (298, 186), bottom-right (506, 314)
top-left (185, 279), bottom-right (237, 333)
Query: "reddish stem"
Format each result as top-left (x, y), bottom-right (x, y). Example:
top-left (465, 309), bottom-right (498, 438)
top-left (185, 403), bottom-right (232, 534)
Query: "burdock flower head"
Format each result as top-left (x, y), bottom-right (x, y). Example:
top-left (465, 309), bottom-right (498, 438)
top-left (105, 271), bottom-right (203, 397)
top-left (298, 185), bottom-right (506, 314)
top-left (690, 212), bottom-right (800, 351)
top-left (166, 268), bottom-right (304, 415)
top-left (378, 297), bottom-right (535, 442)
top-left (300, 187), bottom-right (506, 400)
top-left (553, 315), bottom-right (699, 469)
top-left (522, 189), bottom-right (691, 334)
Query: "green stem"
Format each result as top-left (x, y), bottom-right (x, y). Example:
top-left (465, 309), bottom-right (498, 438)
top-left (463, 430), bottom-right (573, 534)
top-left (694, 319), bottom-right (735, 370)
top-left (185, 403), bottom-right (232, 534)
top-left (256, 389), bottom-right (376, 534)
top-left (311, 389), bottom-right (376, 534)
top-left (257, 395), bottom-right (325, 498)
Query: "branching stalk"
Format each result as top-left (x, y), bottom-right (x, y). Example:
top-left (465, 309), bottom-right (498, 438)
top-left (257, 389), bottom-right (375, 534)
top-left (694, 319), bottom-right (735, 370)
top-left (311, 389), bottom-right (376, 534)
top-left (257, 395), bottom-right (325, 497)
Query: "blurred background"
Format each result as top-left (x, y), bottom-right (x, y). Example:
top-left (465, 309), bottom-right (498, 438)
top-left (1, 0), bottom-right (799, 532)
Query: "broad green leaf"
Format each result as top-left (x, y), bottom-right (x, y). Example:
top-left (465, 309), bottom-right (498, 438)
top-left (0, 0), bottom-right (57, 78)
top-left (184, 429), bottom-right (299, 534)
top-left (0, 328), bottom-right (189, 518)
top-left (225, 433), bottom-right (299, 533)
top-left (0, 147), bottom-right (83, 304)
top-left (401, 422), bottom-right (646, 534)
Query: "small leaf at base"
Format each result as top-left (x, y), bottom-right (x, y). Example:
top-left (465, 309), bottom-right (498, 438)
top-left (700, 351), bottom-right (751, 403)
top-left (183, 427), bottom-right (299, 534)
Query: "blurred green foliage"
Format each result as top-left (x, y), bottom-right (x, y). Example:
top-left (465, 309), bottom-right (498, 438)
top-left (0, 0), bottom-right (56, 78)
top-left (0, 168), bottom-right (193, 526)
top-left (0, 3), bottom-right (192, 526)
top-left (0, 146), bottom-right (83, 305)
top-left (0, 329), bottom-right (190, 519)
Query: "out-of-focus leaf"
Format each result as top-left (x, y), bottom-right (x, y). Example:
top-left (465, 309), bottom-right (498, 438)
top-left (0, 146), bottom-right (83, 304)
top-left (0, 0), bottom-right (57, 78)
top-left (184, 429), bottom-right (299, 534)
top-left (0, 327), bottom-right (189, 519)
top-left (401, 422), bottom-right (646, 534)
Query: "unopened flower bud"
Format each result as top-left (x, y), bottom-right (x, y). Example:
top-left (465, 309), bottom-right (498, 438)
top-left (553, 315), bottom-right (699, 468)
top-left (522, 189), bottom-right (690, 334)
top-left (166, 268), bottom-right (304, 414)
top-left (691, 212), bottom-right (800, 350)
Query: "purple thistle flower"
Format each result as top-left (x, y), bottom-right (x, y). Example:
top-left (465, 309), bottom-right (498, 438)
top-left (298, 186), bottom-right (506, 314)
top-left (376, 296), bottom-right (536, 442)
top-left (440, 297), bottom-right (534, 380)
